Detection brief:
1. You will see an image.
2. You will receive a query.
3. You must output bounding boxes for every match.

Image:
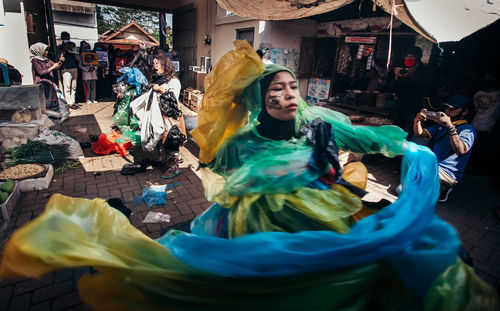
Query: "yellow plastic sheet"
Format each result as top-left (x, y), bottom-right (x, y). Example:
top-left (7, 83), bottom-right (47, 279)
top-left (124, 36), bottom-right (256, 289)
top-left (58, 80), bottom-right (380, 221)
top-left (191, 40), bottom-right (264, 164)
top-left (0, 194), bottom-right (407, 311)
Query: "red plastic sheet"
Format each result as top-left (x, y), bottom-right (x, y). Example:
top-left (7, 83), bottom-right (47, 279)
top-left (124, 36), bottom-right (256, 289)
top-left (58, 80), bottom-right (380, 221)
top-left (91, 131), bottom-right (133, 156)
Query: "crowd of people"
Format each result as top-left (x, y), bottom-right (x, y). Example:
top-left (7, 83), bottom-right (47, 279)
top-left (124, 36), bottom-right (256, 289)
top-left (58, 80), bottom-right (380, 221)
top-left (389, 46), bottom-right (500, 203)
top-left (24, 31), bottom-right (181, 113)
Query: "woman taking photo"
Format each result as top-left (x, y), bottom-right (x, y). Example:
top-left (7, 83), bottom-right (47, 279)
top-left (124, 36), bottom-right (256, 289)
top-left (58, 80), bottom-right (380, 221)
top-left (30, 42), bottom-right (63, 111)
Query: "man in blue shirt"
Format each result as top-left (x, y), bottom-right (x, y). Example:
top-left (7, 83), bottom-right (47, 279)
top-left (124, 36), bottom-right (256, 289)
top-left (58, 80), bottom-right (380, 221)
top-left (413, 95), bottom-right (476, 202)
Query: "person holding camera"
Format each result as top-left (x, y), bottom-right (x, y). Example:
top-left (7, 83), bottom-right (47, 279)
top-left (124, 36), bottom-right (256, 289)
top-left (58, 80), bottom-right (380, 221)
top-left (413, 95), bottom-right (476, 202)
top-left (30, 42), bottom-right (64, 110)
top-left (394, 46), bottom-right (434, 136)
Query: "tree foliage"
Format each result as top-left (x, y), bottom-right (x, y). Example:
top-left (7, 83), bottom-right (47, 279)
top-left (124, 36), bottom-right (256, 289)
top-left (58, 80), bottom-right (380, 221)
top-left (96, 5), bottom-right (165, 42)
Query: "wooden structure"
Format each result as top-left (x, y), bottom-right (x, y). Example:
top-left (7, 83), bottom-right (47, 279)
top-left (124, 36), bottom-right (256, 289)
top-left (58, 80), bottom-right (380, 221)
top-left (98, 21), bottom-right (159, 51)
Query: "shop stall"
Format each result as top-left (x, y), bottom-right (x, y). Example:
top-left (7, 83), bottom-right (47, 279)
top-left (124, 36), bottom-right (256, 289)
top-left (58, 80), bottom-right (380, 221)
top-left (298, 17), bottom-right (435, 125)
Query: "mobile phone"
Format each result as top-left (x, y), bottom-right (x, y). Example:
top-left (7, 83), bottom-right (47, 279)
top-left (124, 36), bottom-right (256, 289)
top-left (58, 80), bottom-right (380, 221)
top-left (422, 110), bottom-right (441, 121)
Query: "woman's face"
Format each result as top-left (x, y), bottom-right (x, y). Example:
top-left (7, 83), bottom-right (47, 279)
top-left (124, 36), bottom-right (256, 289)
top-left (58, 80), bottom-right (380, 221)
top-left (153, 58), bottom-right (164, 74)
top-left (44, 49), bottom-right (49, 57)
top-left (264, 71), bottom-right (299, 121)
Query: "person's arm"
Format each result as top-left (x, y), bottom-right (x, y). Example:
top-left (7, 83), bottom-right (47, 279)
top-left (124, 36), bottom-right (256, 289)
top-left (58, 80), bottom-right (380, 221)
top-left (32, 59), bottom-right (58, 76)
top-left (437, 113), bottom-right (469, 155)
top-left (152, 84), bottom-right (165, 94)
top-left (413, 109), bottom-right (430, 138)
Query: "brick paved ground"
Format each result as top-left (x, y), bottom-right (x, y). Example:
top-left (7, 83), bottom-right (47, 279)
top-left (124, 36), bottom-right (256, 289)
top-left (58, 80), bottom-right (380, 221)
top-left (0, 102), bottom-right (498, 310)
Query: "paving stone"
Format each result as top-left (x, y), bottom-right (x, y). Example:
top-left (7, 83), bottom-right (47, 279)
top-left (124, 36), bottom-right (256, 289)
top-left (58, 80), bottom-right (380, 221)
top-left (32, 280), bottom-right (72, 303)
top-left (13, 275), bottom-right (54, 296)
top-left (54, 270), bottom-right (73, 283)
top-left (469, 246), bottom-right (492, 263)
top-left (53, 291), bottom-right (82, 311)
top-left (0, 285), bottom-right (13, 304)
top-left (30, 300), bottom-right (52, 311)
top-left (8, 293), bottom-right (31, 311)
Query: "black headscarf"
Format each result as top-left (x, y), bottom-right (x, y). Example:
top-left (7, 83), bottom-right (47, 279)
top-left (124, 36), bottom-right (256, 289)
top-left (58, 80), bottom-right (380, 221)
top-left (256, 72), bottom-right (297, 141)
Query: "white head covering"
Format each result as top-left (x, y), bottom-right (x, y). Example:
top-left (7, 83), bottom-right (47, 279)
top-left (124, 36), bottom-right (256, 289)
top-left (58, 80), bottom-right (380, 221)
top-left (30, 43), bottom-right (49, 61)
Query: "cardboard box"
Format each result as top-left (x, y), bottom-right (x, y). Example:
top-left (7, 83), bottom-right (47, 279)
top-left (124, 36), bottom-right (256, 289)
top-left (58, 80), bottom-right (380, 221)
top-left (0, 181), bottom-right (20, 221)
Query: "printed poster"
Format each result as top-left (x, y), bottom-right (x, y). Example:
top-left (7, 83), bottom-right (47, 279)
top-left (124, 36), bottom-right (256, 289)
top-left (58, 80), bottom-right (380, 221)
top-left (116, 57), bottom-right (127, 71)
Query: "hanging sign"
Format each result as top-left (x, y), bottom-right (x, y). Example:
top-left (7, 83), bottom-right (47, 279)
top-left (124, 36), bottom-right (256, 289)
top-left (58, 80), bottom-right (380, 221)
top-left (345, 36), bottom-right (377, 44)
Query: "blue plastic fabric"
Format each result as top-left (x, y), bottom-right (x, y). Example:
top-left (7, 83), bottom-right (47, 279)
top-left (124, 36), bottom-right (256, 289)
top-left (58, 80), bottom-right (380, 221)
top-left (158, 143), bottom-right (460, 298)
top-left (116, 67), bottom-right (148, 94)
top-left (132, 182), bottom-right (178, 207)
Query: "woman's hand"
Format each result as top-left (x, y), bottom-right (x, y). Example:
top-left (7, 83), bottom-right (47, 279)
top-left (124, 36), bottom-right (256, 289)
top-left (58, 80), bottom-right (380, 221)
top-left (50, 62), bottom-right (61, 71)
top-left (152, 84), bottom-right (164, 93)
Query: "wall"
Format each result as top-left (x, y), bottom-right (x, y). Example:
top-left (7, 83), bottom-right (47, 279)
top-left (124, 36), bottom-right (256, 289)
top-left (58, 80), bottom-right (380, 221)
top-left (258, 19), bottom-right (317, 96)
top-left (212, 20), bottom-right (259, 64)
top-left (52, 4), bottom-right (98, 46)
top-left (0, 1), bottom-right (34, 85)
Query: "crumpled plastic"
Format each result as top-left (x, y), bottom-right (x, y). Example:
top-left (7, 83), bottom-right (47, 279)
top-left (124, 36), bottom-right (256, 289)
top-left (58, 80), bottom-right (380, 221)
top-left (163, 125), bottom-right (186, 152)
top-left (191, 40), bottom-right (264, 164)
top-left (1, 41), bottom-right (498, 311)
top-left (132, 182), bottom-right (179, 207)
top-left (91, 131), bottom-right (133, 156)
top-left (34, 129), bottom-right (84, 160)
top-left (159, 91), bottom-right (182, 118)
top-left (0, 145), bottom-right (498, 310)
top-left (116, 67), bottom-right (148, 95)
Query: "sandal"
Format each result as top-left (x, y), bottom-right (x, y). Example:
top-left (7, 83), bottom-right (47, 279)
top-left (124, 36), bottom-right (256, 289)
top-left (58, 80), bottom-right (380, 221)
top-left (161, 170), bottom-right (182, 179)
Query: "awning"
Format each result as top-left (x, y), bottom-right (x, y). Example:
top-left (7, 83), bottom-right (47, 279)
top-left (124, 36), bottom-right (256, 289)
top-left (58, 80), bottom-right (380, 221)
top-left (217, 0), bottom-right (356, 21)
top-left (216, 0), bottom-right (500, 42)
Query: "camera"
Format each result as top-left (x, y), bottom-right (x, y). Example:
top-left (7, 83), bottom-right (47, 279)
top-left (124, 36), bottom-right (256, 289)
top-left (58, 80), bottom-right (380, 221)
top-left (422, 110), bottom-right (441, 121)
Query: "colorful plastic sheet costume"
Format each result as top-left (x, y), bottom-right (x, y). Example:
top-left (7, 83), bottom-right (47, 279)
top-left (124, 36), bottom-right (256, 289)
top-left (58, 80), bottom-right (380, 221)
top-left (0, 41), bottom-right (498, 311)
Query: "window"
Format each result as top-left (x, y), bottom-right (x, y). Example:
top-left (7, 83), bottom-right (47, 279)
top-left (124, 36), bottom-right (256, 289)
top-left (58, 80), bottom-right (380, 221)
top-left (236, 28), bottom-right (254, 47)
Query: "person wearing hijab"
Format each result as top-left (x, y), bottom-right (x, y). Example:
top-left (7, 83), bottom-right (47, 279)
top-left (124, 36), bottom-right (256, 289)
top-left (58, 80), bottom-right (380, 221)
top-left (0, 41), bottom-right (498, 311)
top-left (30, 42), bottom-right (63, 110)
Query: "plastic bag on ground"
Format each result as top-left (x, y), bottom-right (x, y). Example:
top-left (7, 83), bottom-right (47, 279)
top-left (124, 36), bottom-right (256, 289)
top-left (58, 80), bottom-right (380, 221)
top-left (91, 131), bottom-right (133, 156)
top-left (34, 130), bottom-right (84, 160)
top-left (132, 182), bottom-right (179, 207)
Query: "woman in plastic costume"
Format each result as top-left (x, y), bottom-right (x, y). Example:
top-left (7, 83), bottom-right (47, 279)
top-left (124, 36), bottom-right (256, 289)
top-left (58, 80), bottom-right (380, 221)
top-left (0, 41), bottom-right (498, 311)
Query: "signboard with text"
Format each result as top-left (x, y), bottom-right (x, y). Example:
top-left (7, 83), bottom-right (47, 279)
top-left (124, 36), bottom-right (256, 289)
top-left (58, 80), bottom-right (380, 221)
top-left (345, 36), bottom-right (377, 44)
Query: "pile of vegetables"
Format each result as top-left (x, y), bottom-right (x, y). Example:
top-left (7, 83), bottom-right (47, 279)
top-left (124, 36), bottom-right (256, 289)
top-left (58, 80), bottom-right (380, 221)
top-left (5, 141), bottom-right (70, 167)
top-left (0, 179), bottom-right (15, 204)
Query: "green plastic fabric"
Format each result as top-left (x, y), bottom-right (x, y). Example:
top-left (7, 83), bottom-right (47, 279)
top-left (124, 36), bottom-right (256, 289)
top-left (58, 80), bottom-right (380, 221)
top-left (202, 62), bottom-right (407, 236)
top-left (113, 88), bottom-right (141, 146)
top-left (424, 260), bottom-right (500, 311)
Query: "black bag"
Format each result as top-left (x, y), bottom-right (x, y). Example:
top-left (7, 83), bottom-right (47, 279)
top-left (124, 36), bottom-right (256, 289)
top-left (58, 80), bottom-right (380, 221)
top-left (164, 125), bottom-right (186, 151)
top-left (120, 163), bottom-right (147, 176)
top-left (159, 91), bottom-right (182, 118)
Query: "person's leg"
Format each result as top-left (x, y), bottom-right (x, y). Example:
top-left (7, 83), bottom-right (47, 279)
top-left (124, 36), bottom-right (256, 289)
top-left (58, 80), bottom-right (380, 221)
top-left (161, 151), bottom-right (181, 178)
top-left (89, 80), bottom-right (97, 102)
top-left (438, 167), bottom-right (458, 202)
top-left (69, 68), bottom-right (77, 105)
top-left (83, 80), bottom-right (89, 103)
top-left (62, 69), bottom-right (73, 106)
